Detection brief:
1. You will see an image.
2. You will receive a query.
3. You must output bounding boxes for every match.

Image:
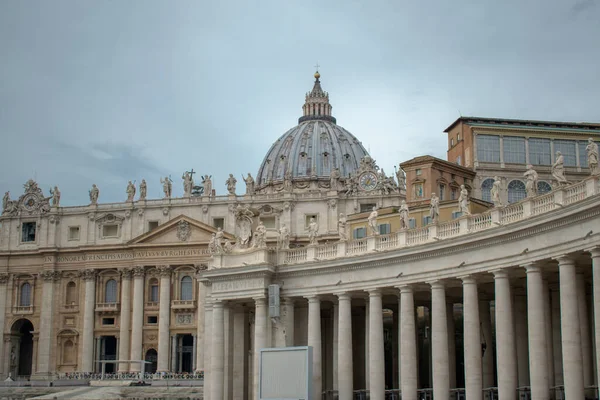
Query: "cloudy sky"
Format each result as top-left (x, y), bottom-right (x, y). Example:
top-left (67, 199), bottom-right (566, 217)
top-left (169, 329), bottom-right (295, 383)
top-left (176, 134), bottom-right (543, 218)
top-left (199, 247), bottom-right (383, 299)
top-left (1, 0), bottom-right (599, 205)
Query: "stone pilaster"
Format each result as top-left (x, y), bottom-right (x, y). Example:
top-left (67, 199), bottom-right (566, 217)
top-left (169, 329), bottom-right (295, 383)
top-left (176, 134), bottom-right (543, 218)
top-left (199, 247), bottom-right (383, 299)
top-left (461, 276), bottom-right (482, 400)
top-left (156, 265), bottom-right (172, 372)
top-left (337, 292), bottom-right (353, 400)
top-left (118, 268), bottom-right (132, 372)
top-left (493, 270), bottom-right (517, 400)
top-left (525, 264), bottom-right (549, 400)
top-left (431, 281), bottom-right (449, 400)
top-left (307, 295), bottom-right (322, 400)
top-left (369, 289), bottom-right (385, 400)
top-left (590, 248), bottom-right (600, 391)
top-left (80, 269), bottom-right (97, 373)
top-left (195, 278), bottom-right (206, 372)
top-left (400, 286), bottom-right (417, 400)
top-left (204, 300), bottom-right (213, 399)
top-left (253, 297), bottom-right (268, 400)
top-left (35, 270), bottom-right (61, 378)
top-left (129, 266), bottom-right (144, 372)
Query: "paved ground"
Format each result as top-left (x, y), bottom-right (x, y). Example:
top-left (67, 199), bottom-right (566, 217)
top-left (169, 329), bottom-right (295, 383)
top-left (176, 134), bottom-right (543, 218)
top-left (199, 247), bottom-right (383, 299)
top-left (0, 386), bottom-right (203, 400)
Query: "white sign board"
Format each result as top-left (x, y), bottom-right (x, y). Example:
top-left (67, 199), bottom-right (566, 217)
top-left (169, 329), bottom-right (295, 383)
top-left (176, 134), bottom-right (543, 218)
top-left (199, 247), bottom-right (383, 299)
top-left (259, 346), bottom-right (313, 400)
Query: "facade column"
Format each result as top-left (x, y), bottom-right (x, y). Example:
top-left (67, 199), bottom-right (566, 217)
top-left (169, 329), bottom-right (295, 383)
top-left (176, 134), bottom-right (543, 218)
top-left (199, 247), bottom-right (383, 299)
top-left (590, 248), bottom-right (600, 391)
top-left (195, 278), bottom-right (206, 372)
top-left (332, 301), bottom-right (338, 391)
top-left (232, 305), bottom-right (247, 400)
top-left (337, 293), bottom-right (353, 400)
top-left (462, 276), bottom-right (482, 400)
top-left (542, 279), bottom-right (554, 389)
top-left (81, 269), bottom-right (97, 373)
top-left (118, 268), bottom-right (132, 372)
top-left (130, 266), bottom-right (144, 372)
top-left (525, 264), bottom-right (549, 400)
top-left (253, 297), bottom-right (268, 400)
top-left (550, 287), bottom-right (563, 386)
top-left (369, 289), bottom-right (385, 400)
top-left (282, 298), bottom-right (295, 347)
top-left (171, 335), bottom-right (178, 372)
top-left (365, 301), bottom-right (370, 390)
top-left (400, 285), bottom-right (417, 400)
top-left (307, 296), bottom-right (322, 400)
top-left (0, 273), bottom-right (9, 378)
top-left (577, 273), bottom-right (593, 386)
top-left (36, 270), bottom-right (60, 377)
top-left (211, 301), bottom-right (225, 400)
top-left (192, 334), bottom-right (197, 372)
top-left (480, 300), bottom-right (494, 389)
top-left (446, 302), bottom-right (456, 390)
top-left (557, 255), bottom-right (584, 399)
top-left (156, 265), bottom-right (172, 372)
top-left (493, 269), bottom-right (517, 400)
top-left (514, 292), bottom-right (530, 387)
top-left (430, 281), bottom-right (449, 400)
top-left (204, 300), bottom-right (213, 399)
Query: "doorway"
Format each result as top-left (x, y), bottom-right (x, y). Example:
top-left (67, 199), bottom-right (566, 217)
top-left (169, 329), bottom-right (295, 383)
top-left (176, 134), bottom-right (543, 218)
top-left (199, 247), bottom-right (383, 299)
top-left (145, 349), bottom-right (157, 373)
top-left (11, 319), bottom-right (34, 377)
top-left (100, 336), bottom-right (117, 373)
top-left (180, 334), bottom-right (194, 373)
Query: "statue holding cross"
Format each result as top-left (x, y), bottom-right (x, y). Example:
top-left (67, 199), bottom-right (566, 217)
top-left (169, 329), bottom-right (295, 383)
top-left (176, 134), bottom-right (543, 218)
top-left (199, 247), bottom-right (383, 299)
top-left (182, 169), bottom-right (195, 198)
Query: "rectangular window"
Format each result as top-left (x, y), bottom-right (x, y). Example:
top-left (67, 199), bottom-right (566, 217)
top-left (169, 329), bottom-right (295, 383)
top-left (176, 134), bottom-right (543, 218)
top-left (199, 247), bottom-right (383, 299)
top-left (409, 218), bottom-right (416, 229)
top-left (261, 217), bottom-right (276, 229)
top-left (102, 224), bottom-right (119, 238)
top-left (68, 226), bottom-right (80, 241)
top-left (353, 227), bottom-right (366, 239)
top-left (554, 140), bottom-right (577, 167)
top-left (476, 135), bottom-right (501, 163)
top-left (147, 316), bottom-right (158, 324)
top-left (148, 221), bottom-right (159, 231)
top-left (451, 187), bottom-right (457, 200)
top-left (378, 224), bottom-right (391, 235)
top-left (529, 138), bottom-right (551, 165)
top-left (360, 203), bottom-right (377, 213)
top-left (439, 184), bottom-right (445, 201)
top-left (150, 285), bottom-right (159, 302)
top-left (503, 136), bottom-right (526, 164)
top-left (102, 317), bottom-right (115, 326)
top-left (423, 216), bottom-right (432, 226)
top-left (457, 133), bottom-right (461, 141)
top-left (456, 156), bottom-right (462, 166)
top-left (21, 222), bottom-right (36, 242)
top-left (213, 218), bottom-right (224, 230)
top-left (450, 138), bottom-right (454, 147)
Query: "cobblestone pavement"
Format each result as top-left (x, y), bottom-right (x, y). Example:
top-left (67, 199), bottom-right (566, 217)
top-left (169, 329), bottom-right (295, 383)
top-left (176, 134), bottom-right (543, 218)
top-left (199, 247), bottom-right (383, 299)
top-left (0, 386), bottom-right (203, 400)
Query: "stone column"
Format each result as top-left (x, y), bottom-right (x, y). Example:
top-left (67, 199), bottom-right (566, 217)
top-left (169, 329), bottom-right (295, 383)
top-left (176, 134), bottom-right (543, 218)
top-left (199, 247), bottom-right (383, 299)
top-left (462, 276), bottom-right (482, 400)
top-left (0, 273), bottom-right (8, 378)
top-left (400, 286), bottom-right (417, 400)
top-left (192, 334), bottom-right (197, 372)
top-left (369, 289), bottom-right (385, 400)
top-left (525, 264), bottom-right (549, 400)
top-left (332, 301), bottom-right (338, 391)
top-left (430, 281), bottom-right (449, 400)
top-left (81, 269), bottom-right (97, 373)
top-left (365, 301), bottom-right (370, 390)
top-left (211, 301), bottom-right (225, 400)
top-left (171, 335), bottom-right (178, 372)
top-left (557, 256), bottom-right (584, 399)
top-left (446, 302), bottom-right (456, 390)
top-left (36, 270), bottom-right (60, 377)
top-left (307, 296), bottom-right (322, 400)
top-left (514, 292), bottom-right (530, 386)
top-left (542, 279), bottom-right (554, 389)
top-left (157, 265), bottom-right (172, 372)
top-left (577, 273), bottom-right (593, 386)
top-left (253, 297), bottom-right (268, 400)
top-left (282, 298), bottom-right (295, 347)
top-left (590, 248), bottom-right (600, 391)
top-left (195, 278), bottom-right (206, 372)
top-left (130, 266), bottom-right (145, 372)
top-left (232, 305), bottom-right (247, 400)
top-left (480, 300), bottom-right (494, 389)
top-left (118, 268), bottom-right (132, 372)
top-left (493, 269), bottom-right (517, 400)
top-left (550, 287), bottom-right (563, 385)
top-left (337, 293), bottom-right (353, 400)
top-left (204, 300), bottom-right (213, 398)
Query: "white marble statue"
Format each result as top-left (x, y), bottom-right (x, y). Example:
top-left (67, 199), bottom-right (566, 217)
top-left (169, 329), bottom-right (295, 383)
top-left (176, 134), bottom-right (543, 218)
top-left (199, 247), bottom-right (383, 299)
top-left (243, 173), bottom-right (255, 195)
top-left (524, 165), bottom-right (539, 197)
top-left (491, 177), bottom-right (502, 207)
top-left (395, 165), bottom-right (406, 190)
top-left (50, 186), bottom-right (61, 207)
top-left (208, 233), bottom-right (217, 254)
top-left (214, 227), bottom-right (224, 253)
top-left (2, 191), bottom-right (9, 212)
top-left (399, 200), bottom-right (410, 229)
top-left (338, 213), bottom-right (348, 241)
top-left (307, 217), bottom-right (319, 245)
top-left (552, 151), bottom-right (568, 186)
top-left (458, 185), bottom-right (470, 215)
top-left (202, 175), bottom-right (213, 197)
top-left (587, 138), bottom-right (599, 175)
top-left (223, 239), bottom-right (234, 253)
top-left (330, 168), bottom-right (341, 191)
top-left (126, 181), bottom-right (136, 202)
top-left (253, 221), bottom-right (267, 249)
top-left (160, 176), bottom-right (172, 199)
top-left (182, 172), bottom-right (194, 198)
top-left (226, 174), bottom-right (237, 195)
top-left (279, 223), bottom-right (290, 249)
top-left (89, 184), bottom-right (99, 205)
top-left (283, 171), bottom-right (293, 192)
top-left (429, 193), bottom-right (440, 224)
top-left (368, 207), bottom-right (379, 235)
top-left (139, 179), bottom-right (147, 201)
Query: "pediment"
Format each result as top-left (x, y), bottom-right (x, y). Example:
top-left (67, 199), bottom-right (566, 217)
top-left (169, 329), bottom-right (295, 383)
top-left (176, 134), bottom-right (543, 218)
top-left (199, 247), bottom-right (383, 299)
top-left (129, 214), bottom-right (234, 245)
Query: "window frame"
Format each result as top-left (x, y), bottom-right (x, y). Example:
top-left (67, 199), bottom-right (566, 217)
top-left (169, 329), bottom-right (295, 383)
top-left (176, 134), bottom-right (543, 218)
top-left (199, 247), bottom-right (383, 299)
top-left (68, 226), bottom-right (80, 241)
top-left (180, 276), bottom-right (193, 301)
top-left (21, 221), bottom-right (37, 243)
top-left (104, 279), bottom-right (118, 303)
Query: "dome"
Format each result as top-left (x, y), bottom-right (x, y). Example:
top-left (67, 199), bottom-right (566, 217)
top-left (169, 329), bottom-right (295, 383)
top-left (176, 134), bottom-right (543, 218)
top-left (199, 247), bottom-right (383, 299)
top-left (256, 72), bottom-right (370, 188)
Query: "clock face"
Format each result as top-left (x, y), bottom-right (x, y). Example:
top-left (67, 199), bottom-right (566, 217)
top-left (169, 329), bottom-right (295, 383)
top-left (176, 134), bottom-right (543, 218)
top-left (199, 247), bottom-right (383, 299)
top-left (22, 194), bottom-right (37, 211)
top-left (359, 172), bottom-right (378, 191)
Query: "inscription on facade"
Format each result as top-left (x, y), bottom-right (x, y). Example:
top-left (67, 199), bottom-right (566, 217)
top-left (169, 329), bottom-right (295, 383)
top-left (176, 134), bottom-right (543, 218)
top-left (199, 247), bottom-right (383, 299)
top-left (212, 278), bottom-right (264, 292)
top-left (45, 248), bottom-right (208, 264)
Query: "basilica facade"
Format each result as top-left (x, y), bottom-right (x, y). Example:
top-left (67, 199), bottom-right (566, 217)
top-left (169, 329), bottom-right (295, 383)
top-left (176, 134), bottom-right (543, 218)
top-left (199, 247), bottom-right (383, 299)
top-left (1, 72), bottom-right (600, 400)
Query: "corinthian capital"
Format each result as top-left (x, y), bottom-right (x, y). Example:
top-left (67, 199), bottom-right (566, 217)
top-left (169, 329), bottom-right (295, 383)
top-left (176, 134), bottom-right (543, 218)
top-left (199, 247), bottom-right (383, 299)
top-left (0, 273), bottom-right (9, 284)
top-left (39, 270), bottom-right (61, 282)
top-left (119, 267), bottom-right (133, 279)
top-left (80, 269), bottom-right (97, 281)
top-left (157, 265), bottom-right (172, 277)
top-left (132, 266), bottom-right (146, 277)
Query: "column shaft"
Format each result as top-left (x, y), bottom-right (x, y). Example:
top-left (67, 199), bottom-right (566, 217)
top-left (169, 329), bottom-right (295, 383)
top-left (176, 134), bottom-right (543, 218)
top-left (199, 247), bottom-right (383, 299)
top-left (591, 249), bottom-right (600, 391)
top-left (171, 335), bottom-right (178, 372)
top-left (232, 306), bottom-right (247, 400)
top-left (480, 301), bottom-right (494, 389)
top-left (577, 273), bottom-right (593, 386)
top-left (338, 293), bottom-right (353, 400)
top-left (543, 279), bottom-right (554, 389)
top-left (211, 302), bottom-right (224, 400)
top-left (253, 297), bottom-right (268, 400)
top-left (446, 302), bottom-right (456, 389)
top-left (204, 302), bottom-right (213, 399)
top-left (514, 293), bottom-right (530, 386)
top-left (0, 277), bottom-right (8, 378)
top-left (462, 276), bottom-right (482, 399)
top-left (196, 281), bottom-right (205, 372)
top-left (400, 286), bottom-right (418, 400)
top-left (526, 265), bottom-right (549, 400)
top-left (369, 290), bottom-right (385, 400)
top-left (308, 296), bottom-right (322, 400)
top-left (558, 257), bottom-right (584, 399)
top-left (494, 270), bottom-right (517, 400)
top-left (332, 302), bottom-right (338, 391)
top-left (118, 271), bottom-right (132, 372)
top-left (81, 271), bottom-right (97, 373)
top-left (130, 269), bottom-right (144, 372)
top-left (431, 282), bottom-right (449, 400)
top-left (157, 267), bottom-right (171, 372)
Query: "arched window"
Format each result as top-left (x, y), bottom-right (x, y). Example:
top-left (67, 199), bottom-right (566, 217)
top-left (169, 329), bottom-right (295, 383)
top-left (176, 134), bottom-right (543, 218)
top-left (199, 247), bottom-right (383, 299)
top-left (508, 180), bottom-right (526, 204)
top-left (149, 278), bottom-right (159, 302)
top-left (20, 282), bottom-right (32, 307)
top-left (537, 181), bottom-right (552, 194)
top-left (66, 281), bottom-right (77, 305)
top-left (63, 340), bottom-right (74, 364)
top-left (481, 178), bottom-right (495, 203)
top-left (180, 276), bottom-right (193, 301)
top-left (105, 279), bottom-right (117, 303)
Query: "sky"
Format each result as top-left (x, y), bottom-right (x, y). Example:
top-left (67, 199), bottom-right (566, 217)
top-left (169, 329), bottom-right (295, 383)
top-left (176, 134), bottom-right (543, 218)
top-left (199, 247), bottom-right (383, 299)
top-left (1, 0), bottom-right (599, 205)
